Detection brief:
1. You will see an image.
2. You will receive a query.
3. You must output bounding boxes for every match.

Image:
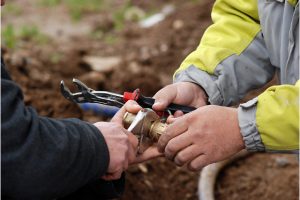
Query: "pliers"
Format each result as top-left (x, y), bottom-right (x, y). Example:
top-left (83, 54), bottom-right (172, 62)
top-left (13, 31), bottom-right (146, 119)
top-left (60, 78), bottom-right (196, 116)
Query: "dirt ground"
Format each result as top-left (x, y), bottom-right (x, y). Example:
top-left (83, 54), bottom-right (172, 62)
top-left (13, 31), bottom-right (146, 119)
top-left (2, 0), bottom-right (299, 200)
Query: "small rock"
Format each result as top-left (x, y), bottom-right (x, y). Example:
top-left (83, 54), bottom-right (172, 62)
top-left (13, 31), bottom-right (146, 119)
top-left (138, 164), bottom-right (148, 173)
top-left (173, 19), bottom-right (184, 30)
top-left (140, 47), bottom-right (151, 62)
top-left (185, 193), bottom-right (192, 198)
top-left (144, 179), bottom-right (153, 189)
top-left (128, 61), bottom-right (141, 74)
top-left (160, 43), bottom-right (169, 53)
top-left (83, 56), bottom-right (121, 73)
top-left (275, 157), bottom-right (290, 167)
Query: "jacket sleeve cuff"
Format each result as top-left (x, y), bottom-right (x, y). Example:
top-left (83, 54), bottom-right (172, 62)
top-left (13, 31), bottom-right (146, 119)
top-left (174, 65), bottom-right (224, 105)
top-left (238, 97), bottom-right (265, 152)
top-left (85, 122), bottom-right (110, 177)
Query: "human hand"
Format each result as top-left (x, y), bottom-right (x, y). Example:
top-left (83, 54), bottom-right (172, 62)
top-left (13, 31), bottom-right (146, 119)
top-left (94, 101), bottom-right (141, 180)
top-left (131, 144), bottom-right (164, 164)
top-left (157, 105), bottom-right (245, 171)
top-left (152, 82), bottom-right (208, 114)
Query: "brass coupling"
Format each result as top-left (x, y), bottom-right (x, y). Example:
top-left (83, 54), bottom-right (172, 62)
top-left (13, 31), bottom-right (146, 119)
top-left (123, 109), bottom-right (167, 153)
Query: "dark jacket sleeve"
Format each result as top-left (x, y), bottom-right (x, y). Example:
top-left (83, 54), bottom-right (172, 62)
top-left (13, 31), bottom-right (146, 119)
top-left (1, 61), bottom-right (123, 199)
top-left (60, 174), bottom-right (126, 200)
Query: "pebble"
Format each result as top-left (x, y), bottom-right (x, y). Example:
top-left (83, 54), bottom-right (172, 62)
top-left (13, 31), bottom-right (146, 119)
top-left (138, 164), bottom-right (148, 173)
top-left (144, 179), bottom-right (153, 189)
top-left (83, 56), bottom-right (121, 73)
top-left (160, 43), bottom-right (169, 53)
top-left (275, 157), bottom-right (290, 167)
top-left (173, 19), bottom-right (184, 30)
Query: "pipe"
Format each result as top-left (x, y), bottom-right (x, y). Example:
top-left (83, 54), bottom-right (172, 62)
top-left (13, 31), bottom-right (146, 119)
top-left (79, 103), bottom-right (119, 118)
top-left (198, 150), bottom-right (250, 200)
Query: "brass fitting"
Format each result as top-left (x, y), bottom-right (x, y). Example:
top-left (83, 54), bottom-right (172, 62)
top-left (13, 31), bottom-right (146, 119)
top-left (123, 109), bottom-right (167, 142)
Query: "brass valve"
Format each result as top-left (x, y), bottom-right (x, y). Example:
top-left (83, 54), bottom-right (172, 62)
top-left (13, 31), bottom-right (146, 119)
top-left (123, 108), bottom-right (168, 153)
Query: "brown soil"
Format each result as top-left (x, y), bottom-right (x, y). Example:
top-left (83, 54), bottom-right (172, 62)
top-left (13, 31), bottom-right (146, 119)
top-left (215, 153), bottom-right (299, 200)
top-left (2, 0), bottom-right (298, 200)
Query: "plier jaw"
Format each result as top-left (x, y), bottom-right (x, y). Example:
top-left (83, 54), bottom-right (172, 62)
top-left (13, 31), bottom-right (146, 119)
top-left (60, 78), bottom-right (124, 107)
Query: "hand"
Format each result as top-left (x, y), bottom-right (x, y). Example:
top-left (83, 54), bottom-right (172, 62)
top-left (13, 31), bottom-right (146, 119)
top-left (130, 107), bottom-right (184, 164)
top-left (152, 82), bottom-right (208, 113)
top-left (157, 105), bottom-right (245, 171)
top-left (131, 144), bottom-right (164, 164)
top-left (94, 100), bottom-right (141, 180)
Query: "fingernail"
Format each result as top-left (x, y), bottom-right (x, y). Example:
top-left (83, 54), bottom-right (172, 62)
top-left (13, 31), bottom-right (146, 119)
top-left (153, 102), bottom-right (161, 107)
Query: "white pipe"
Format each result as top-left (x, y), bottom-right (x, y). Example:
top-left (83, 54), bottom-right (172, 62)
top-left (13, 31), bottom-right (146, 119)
top-left (198, 150), bottom-right (250, 200)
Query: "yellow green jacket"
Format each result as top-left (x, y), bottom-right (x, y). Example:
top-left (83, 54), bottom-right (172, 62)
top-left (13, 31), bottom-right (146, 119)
top-left (174, 0), bottom-right (299, 152)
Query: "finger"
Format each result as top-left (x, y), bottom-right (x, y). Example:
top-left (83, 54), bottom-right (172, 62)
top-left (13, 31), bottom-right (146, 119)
top-left (127, 132), bottom-right (139, 150)
top-left (166, 117), bottom-right (179, 124)
top-left (127, 133), bottom-right (139, 164)
top-left (166, 114), bottom-right (175, 124)
top-left (152, 85), bottom-right (177, 111)
top-left (132, 145), bottom-right (163, 164)
top-left (187, 154), bottom-right (210, 172)
top-left (164, 132), bottom-right (193, 160)
top-left (173, 145), bottom-right (203, 166)
top-left (111, 100), bottom-right (141, 124)
top-left (167, 110), bottom-right (184, 124)
top-left (173, 110), bottom-right (184, 118)
top-left (166, 111), bottom-right (184, 124)
top-left (124, 100), bottom-right (142, 113)
top-left (157, 117), bottom-right (188, 152)
top-left (102, 169), bottom-right (123, 181)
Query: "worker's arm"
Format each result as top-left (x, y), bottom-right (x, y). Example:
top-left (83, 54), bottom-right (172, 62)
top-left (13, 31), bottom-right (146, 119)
top-left (174, 0), bottom-right (274, 106)
top-left (238, 81), bottom-right (299, 152)
top-left (154, 82), bottom-right (299, 171)
top-left (1, 63), bottom-right (125, 199)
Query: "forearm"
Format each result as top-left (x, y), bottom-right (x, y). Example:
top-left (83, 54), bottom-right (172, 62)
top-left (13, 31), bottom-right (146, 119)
top-left (174, 0), bottom-right (275, 106)
top-left (2, 107), bottom-right (110, 199)
top-left (1, 63), bottom-right (115, 199)
top-left (238, 81), bottom-right (299, 153)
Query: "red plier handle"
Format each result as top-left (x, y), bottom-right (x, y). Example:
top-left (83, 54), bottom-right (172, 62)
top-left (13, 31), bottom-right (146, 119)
top-left (123, 89), bottom-right (140, 102)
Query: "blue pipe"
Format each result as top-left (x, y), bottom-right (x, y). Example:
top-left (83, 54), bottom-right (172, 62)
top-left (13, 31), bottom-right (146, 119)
top-left (79, 103), bottom-right (120, 118)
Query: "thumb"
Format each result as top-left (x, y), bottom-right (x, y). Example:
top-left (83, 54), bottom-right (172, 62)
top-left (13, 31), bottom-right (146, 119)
top-left (153, 85), bottom-right (177, 111)
top-left (111, 100), bottom-right (141, 124)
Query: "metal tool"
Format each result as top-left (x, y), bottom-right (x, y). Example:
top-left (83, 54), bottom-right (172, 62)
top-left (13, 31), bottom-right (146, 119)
top-left (60, 79), bottom-right (124, 107)
top-left (60, 78), bottom-right (196, 116)
top-left (60, 79), bottom-right (172, 154)
top-left (123, 108), bottom-right (168, 154)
